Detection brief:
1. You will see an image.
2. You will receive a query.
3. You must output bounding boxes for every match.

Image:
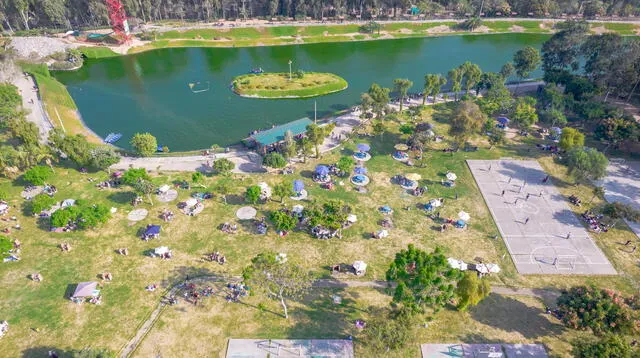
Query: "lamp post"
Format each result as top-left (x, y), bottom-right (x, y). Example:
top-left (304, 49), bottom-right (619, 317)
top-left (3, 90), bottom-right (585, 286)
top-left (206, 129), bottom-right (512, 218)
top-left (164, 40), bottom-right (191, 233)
top-left (288, 60), bottom-right (292, 81)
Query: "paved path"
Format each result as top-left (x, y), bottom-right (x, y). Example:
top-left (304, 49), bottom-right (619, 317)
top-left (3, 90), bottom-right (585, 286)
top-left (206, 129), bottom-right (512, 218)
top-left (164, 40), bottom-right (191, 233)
top-left (120, 274), bottom-right (558, 357)
top-left (597, 160), bottom-right (640, 239)
top-left (11, 74), bottom-right (54, 142)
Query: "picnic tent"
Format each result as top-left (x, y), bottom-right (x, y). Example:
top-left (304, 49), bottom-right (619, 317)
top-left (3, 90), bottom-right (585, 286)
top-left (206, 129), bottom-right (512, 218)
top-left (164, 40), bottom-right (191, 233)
top-left (448, 258), bottom-right (468, 270)
top-left (293, 180), bottom-right (305, 193)
top-left (458, 211), bottom-right (471, 221)
top-left (353, 261), bottom-right (367, 275)
top-left (446, 172), bottom-right (457, 181)
top-left (315, 165), bottom-right (329, 176)
top-left (144, 225), bottom-right (161, 239)
top-left (61, 199), bottom-right (75, 208)
top-left (72, 281), bottom-right (99, 298)
top-left (497, 117), bottom-right (510, 125)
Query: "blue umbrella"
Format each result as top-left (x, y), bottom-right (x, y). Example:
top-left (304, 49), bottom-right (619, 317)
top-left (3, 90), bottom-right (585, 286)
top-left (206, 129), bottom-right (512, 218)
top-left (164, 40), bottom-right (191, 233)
top-left (293, 180), bottom-right (304, 193)
top-left (497, 117), bottom-right (510, 125)
top-left (315, 165), bottom-right (329, 176)
top-left (354, 167), bottom-right (367, 174)
top-left (356, 143), bottom-right (370, 152)
top-left (380, 205), bottom-right (392, 213)
top-left (456, 220), bottom-right (466, 227)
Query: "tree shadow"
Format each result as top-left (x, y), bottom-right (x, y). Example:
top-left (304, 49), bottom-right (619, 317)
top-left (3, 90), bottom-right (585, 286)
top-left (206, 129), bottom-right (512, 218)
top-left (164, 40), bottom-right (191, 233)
top-left (22, 346), bottom-right (72, 358)
top-left (106, 191), bottom-right (136, 204)
top-left (469, 294), bottom-right (564, 339)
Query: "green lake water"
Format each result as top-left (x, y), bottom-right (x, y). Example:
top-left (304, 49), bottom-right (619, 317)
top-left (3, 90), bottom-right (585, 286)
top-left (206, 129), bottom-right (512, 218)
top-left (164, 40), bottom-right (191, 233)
top-left (54, 34), bottom-right (548, 151)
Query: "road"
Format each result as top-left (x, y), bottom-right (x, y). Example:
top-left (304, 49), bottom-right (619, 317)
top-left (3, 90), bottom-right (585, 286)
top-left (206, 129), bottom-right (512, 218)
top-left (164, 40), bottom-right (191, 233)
top-left (12, 74), bottom-right (54, 142)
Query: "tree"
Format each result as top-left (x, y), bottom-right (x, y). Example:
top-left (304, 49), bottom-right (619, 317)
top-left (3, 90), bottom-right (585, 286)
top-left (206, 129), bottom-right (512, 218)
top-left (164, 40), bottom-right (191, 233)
top-left (559, 127), bottom-right (585, 151)
top-left (511, 97), bottom-right (538, 130)
top-left (263, 152), bottom-right (287, 168)
top-left (30, 193), bottom-right (56, 214)
top-left (361, 308), bottom-right (415, 352)
top-left (461, 62), bottom-right (482, 95)
top-left (306, 123), bottom-right (330, 158)
top-left (368, 83), bottom-right (390, 118)
top-left (423, 74), bottom-right (447, 105)
top-left (541, 20), bottom-right (589, 73)
top-left (270, 210), bottom-right (297, 232)
top-left (386, 244), bottom-right (463, 311)
top-left (601, 202), bottom-right (640, 226)
top-left (8, 117), bottom-right (39, 146)
top-left (513, 46), bottom-right (541, 83)
top-left (0, 235), bottom-right (12, 258)
top-left (359, 93), bottom-right (374, 118)
top-left (540, 108), bottom-right (567, 128)
top-left (23, 165), bottom-right (53, 185)
top-left (590, 186), bottom-right (605, 205)
top-left (336, 156), bottom-right (354, 176)
top-left (499, 62), bottom-right (515, 80)
top-left (191, 171), bottom-right (204, 183)
top-left (565, 147), bottom-right (608, 182)
top-left (372, 121), bottom-right (385, 139)
top-left (449, 100), bottom-right (486, 147)
top-left (572, 335), bottom-right (633, 358)
top-left (0, 83), bottom-right (22, 122)
top-left (273, 182), bottom-right (293, 203)
top-left (393, 78), bottom-right (413, 111)
top-left (245, 185), bottom-right (261, 204)
top-left (122, 168), bottom-right (149, 185)
top-left (556, 286), bottom-right (636, 335)
top-left (213, 178), bottom-right (233, 204)
top-left (76, 204), bottom-right (111, 229)
top-left (282, 130), bottom-right (297, 160)
top-left (243, 252), bottom-right (311, 319)
top-left (455, 271), bottom-right (491, 311)
top-left (295, 137), bottom-right (313, 163)
top-left (213, 158), bottom-right (235, 174)
top-left (88, 146), bottom-right (120, 170)
top-left (594, 118), bottom-right (636, 152)
top-left (130, 133), bottom-right (157, 157)
top-left (133, 179), bottom-right (156, 205)
top-left (488, 128), bottom-right (506, 146)
top-left (448, 68), bottom-right (463, 100)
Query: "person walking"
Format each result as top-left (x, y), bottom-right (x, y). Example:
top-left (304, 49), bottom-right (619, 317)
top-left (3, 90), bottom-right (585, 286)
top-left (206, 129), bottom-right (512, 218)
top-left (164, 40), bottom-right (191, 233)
top-left (525, 217), bottom-right (530, 224)
top-left (501, 190), bottom-right (505, 197)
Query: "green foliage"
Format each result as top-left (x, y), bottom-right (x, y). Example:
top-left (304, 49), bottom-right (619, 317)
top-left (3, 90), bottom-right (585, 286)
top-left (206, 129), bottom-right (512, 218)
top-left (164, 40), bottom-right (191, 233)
top-left (540, 108), bottom-right (567, 128)
top-left (295, 137), bottom-right (314, 163)
top-left (600, 202), bottom-right (640, 223)
top-left (372, 121), bottom-right (385, 137)
top-left (130, 133), bottom-right (157, 157)
top-left (88, 146), bottom-right (120, 169)
top-left (0, 83), bottom-right (22, 122)
top-left (213, 158), bottom-right (235, 174)
top-left (594, 118), bottom-right (637, 148)
top-left (559, 127), bottom-right (585, 151)
top-left (572, 335), bottom-right (633, 358)
top-left (393, 78), bottom-right (413, 111)
top-left (51, 205), bottom-right (80, 227)
top-left (455, 271), bottom-right (491, 311)
top-left (245, 185), bottom-right (261, 204)
top-left (361, 308), bottom-right (415, 351)
top-left (557, 286), bottom-right (637, 335)
top-left (511, 97), bottom-right (538, 130)
top-left (270, 210), bottom-right (297, 232)
top-left (0, 235), bottom-right (12, 258)
top-left (449, 100), bottom-right (486, 145)
top-left (133, 180), bottom-right (156, 203)
top-left (23, 165), bottom-right (53, 185)
top-left (306, 123), bottom-right (331, 159)
top-left (0, 190), bottom-right (8, 201)
top-left (304, 200), bottom-right (351, 231)
top-left (565, 146), bottom-right (608, 182)
top-left (448, 68), bottom-right (464, 100)
top-left (360, 21), bottom-right (381, 34)
top-left (8, 117), bottom-right (39, 146)
top-left (263, 152), bottom-right (288, 168)
top-left (399, 123), bottom-right (414, 135)
top-left (386, 244), bottom-right (463, 311)
top-left (513, 46), bottom-right (541, 79)
top-left (460, 62), bottom-right (482, 94)
top-left (273, 182), bottom-right (293, 202)
top-left (488, 128), bottom-right (506, 146)
top-left (423, 74), bottom-right (447, 104)
top-left (336, 156), bottom-right (355, 175)
top-left (50, 203), bottom-right (110, 229)
top-left (30, 193), bottom-right (56, 214)
top-left (191, 171), bottom-right (204, 183)
top-left (457, 17), bottom-right (482, 31)
top-left (122, 168), bottom-right (150, 185)
top-left (367, 83), bottom-right (391, 118)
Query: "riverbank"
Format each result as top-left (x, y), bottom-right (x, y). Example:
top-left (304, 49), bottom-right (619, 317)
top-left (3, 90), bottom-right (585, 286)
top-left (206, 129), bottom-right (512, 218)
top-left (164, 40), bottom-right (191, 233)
top-left (232, 72), bottom-right (348, 99)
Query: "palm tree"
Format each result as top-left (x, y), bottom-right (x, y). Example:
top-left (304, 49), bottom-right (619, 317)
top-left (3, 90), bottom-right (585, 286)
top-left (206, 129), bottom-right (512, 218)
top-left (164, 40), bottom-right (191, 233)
top-left (448, 68), bottom-right (463, 101)
top-left (393, 78), bottom-right (413, 112)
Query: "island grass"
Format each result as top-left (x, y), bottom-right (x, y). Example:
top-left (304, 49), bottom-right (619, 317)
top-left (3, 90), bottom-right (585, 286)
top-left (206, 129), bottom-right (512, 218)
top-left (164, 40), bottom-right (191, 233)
top-left (232, 72), bottom-right (348, 98)
top-left (78, 46), bottom-right (120, 59)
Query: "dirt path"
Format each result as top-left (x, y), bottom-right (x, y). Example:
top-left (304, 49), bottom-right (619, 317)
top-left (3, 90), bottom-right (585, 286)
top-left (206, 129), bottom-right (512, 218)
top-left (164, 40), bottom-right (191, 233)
top-left (11, 73), bottom-right (55, 142)
top-left (119, 274), bottom-right (559, 357)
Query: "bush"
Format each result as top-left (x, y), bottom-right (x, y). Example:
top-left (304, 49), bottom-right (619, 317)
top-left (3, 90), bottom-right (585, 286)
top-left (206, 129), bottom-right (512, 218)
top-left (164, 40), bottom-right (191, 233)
top-left (130, 132), bottom-right (157, 157)
top-left (456, 271), bottom-right (491, 311)
top-left (30, 194), bottom-right (56, 214)
top-left (122, 168), bottom-right (150, 185)
top-left (192, 172), bottom-right (204, 183)
top-left (263, 152), bottom-right (287, 168)
top-left (245, 185), bottom-right (261, 204)
top-left (572, 335), bottom-right (633, 358)
top-left (213, 158), bottom-right (235, 174)
top-left (23, 165), bottom-right (53, 185)
top-left (269, 210), bottom-right (297, 232)
top-left (336, 156), bottom-right (355, 175)
top-left (51, 204), bottom-right (111, 229)
top-left (0, 235), bottom-right (12, 258)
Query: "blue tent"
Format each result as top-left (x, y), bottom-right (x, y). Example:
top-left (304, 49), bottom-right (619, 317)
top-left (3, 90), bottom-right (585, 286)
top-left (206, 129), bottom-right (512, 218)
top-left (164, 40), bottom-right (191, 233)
top-left (145, 225), bottom-right (161, 236)
top-left (497, 117), bottom-right (510, 125)
top-left (380, 205), bottom-right (392, 213)
top-left (356, 143), bottom-right (370, 152)
top-left (354, 167), bottom-right (367, 174)
top-left (293, 180), bottom-right (305, 193)
top-left (315, 165), bottom-right (329, 176)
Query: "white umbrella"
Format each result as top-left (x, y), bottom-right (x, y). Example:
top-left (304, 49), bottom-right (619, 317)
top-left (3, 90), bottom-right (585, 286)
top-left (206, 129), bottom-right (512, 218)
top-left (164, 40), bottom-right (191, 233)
top-left (458, 211), bottom-right (471, 221)
top-left (158, 185), bottom-right (170, 193)
top-left (347, 214), bottom-right (358, 223)
top-left (447, 258), bottom-right (468, 271)
top-left (446, 172), bottom-right (457, 181)
top-left (292, 205), bottom-right (304, 214)
top-left (486, 264), bottom-right (501, 273)
top-left (61, 199), bottom-right (76, 207)
top-left (154, 246), bottom-right (169, 255)
top-left (353, 261), bottom-right (367, 272)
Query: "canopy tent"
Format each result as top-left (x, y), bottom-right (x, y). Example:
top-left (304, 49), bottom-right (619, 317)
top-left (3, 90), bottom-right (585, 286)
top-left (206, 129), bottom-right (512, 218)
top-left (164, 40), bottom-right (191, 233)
top-left (158, 185), bottom-right (170, 194)
top-left (315, 165), bottom-right (330, 176)
top-left (72, 281), bottom-right (98, 298)
top-left (458, 211), bottom-right (471, 221)
top-left (258, 182), bottom-right (272, 199)
top-left (347, 214), bottom-right (358, 223)
top-left (446, 172), bottom-right (457, 181)
top-left (185, 198), bottom-right (199, 207)
top-left (154, 246), bottom-right (170, 255)
top-left (352, 261), bottom-right (367, 274)
top-left (354, 167), bottom-right (367, 174)
top-left (376, 229), bottom-right (389, 238)
top-left (356, 143), bottom-right (370, 152)
top-left (145, 225), bottom-right (161, 236)
top-left (292, 205), bottom-right (304, 214)
top-left (476, 263), bottom-right (501, 274)
top-left (405, 173), bottom-right (421, 181)
top-left (429, 199), bottom-right (443, 208)
top-left (497, 117), bottom-right (510, 125)
top-left (236, 206), bottom-right (257, 220)
top-left (293, 180), bottom-right (305, 193)
top-left (447, 258), bottom-right (468, 271)
top-left (61, 199), bottom-right (75, 208)
top-left (394, 144), bottom-right (409, 151)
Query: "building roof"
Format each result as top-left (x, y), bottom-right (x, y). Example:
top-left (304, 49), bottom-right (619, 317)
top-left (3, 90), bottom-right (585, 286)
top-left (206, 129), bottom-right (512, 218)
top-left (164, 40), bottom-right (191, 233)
top-left (251, 118), bottom-right (313, 146)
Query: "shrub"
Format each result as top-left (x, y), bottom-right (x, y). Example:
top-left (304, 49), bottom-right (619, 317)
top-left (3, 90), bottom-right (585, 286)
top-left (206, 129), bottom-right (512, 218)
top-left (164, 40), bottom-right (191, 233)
top-left (23, 165), bottom-right (53, 185)
top-left (130, 132), bottom-right (157, 157)
top-left (270, 210), bottom-right (297, 232)
top-left (245, 185), bottom-right (261, 204)
top-left (30, 194), bottom-right (57, 214)
top-left (0, 235), bottom-right (12, 258)
top-left (263, 152), bottom-right (287, 168)
top-left (122, 168), bottom-right (150, 185)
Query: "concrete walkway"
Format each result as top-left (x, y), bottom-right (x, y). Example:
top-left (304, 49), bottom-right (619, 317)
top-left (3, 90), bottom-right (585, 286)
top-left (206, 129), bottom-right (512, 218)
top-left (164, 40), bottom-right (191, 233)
top-left (11, 73), bottom-right (54, 142)
top-left (119, 274), bottom-right (559, 357)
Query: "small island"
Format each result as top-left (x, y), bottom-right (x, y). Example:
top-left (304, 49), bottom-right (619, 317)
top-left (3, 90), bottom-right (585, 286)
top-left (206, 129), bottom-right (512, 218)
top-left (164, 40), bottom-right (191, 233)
top-left (232, 72), bottom-right (348, 99)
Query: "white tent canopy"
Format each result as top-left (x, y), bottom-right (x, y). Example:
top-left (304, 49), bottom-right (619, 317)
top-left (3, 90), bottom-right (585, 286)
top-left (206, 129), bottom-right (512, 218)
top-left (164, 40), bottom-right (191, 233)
top-left (347, 214), bottom-right (358, 223)
top-left (185, 198), bottom-right (198, 207)
top-left (353, 261), bottom-right (367, 272)
top-left (158, 185), bottom-right (170, 193)
top-left (446, 172), bottom-right (457, 181)
top-left (447, 258), bottom-right (468, 271)
top-left (61, 199), bottom-right (75, 207)
top-left (154, 246), bottom-right (170, 255)
top-left (458, 211), bottom-right (471, 221)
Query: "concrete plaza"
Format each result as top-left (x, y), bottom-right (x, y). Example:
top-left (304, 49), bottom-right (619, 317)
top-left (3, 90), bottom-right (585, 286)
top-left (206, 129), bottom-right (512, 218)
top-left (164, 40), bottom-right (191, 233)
top-left (599, 160), bottom-right (640, 239)
top-left (467, 160), bottom-right (616, 275)
top-left (226, 339), bottom-right (354, 358)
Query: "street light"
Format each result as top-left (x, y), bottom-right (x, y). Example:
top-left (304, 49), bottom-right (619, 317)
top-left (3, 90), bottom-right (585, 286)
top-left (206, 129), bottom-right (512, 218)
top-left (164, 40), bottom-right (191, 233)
top-left (288, 60), bottom-right (292, 81)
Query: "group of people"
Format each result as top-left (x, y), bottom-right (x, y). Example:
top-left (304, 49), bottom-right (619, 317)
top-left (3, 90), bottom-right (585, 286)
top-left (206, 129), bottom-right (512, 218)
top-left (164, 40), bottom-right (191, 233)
top-left (568, 194), bottom-right (582, 206)
top-left (581, 210), bottom-right (609, 233)
top-left (220, 222), bottom-right (238, 233)
top-left (225, 282), bottom-right (249, 303)
top-left (160, 209), bottom-right (175, 222)
top-left (255, 217), bottom-right (268, 235)
top-left (311, 225), bottom-right (342, 239)
top-left (183, 284), bottom-right (215, 306)
top-left (206, 251), bottom-right (227, 265)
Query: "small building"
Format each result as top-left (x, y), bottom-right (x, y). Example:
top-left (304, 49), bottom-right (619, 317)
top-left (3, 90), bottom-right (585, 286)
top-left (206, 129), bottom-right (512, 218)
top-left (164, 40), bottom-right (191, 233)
top-left (246, 117), bottom-right (313, 155)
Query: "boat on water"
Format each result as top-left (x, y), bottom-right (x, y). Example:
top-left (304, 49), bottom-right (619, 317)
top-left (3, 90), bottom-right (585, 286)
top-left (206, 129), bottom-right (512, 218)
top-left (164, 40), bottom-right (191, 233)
top-left (104, 133), bottom-right (122, 144)
top-left (249, 67), bottom-right (264, 74)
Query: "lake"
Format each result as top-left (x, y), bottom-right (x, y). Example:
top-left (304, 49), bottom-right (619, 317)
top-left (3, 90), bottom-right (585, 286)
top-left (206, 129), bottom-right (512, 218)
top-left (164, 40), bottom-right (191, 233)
top-left (54, 34), bottom-right (548, 151)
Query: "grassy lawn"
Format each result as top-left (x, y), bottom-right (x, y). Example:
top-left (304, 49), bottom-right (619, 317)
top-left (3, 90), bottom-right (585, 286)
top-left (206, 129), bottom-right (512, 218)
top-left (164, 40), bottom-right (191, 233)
top-left (78, 46), bottom-right (119, 59)
top-left (19, 62), bottom-right (101, 143)
top-left (1, 104), bottom-right (638, 356)
top-left (232, 72), bottom-right (348, 98)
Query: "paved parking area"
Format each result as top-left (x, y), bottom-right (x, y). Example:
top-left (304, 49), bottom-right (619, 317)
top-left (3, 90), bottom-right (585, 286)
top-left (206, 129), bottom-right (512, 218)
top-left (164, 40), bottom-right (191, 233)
top-left (599, 160), bottom-right (640, 239)
top-left (467, 160), bottom-right (616, 275)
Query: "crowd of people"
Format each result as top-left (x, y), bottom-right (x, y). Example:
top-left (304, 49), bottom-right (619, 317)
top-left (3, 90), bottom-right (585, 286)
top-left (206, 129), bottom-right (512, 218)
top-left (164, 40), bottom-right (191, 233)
top-left (206, 251), bottom-right (227, 265)
top-left (581, 210), bottom-right (609, 233)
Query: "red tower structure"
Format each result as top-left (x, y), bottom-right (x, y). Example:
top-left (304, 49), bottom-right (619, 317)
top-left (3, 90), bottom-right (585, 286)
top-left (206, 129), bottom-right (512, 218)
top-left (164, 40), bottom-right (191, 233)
top-left (105, 0), bottom-right (131, 43)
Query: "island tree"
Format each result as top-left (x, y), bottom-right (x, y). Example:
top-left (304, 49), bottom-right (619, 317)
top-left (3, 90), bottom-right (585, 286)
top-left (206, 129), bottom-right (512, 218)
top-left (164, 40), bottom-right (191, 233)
top-left (460, 61), bottom-right (482, 95)
top-left (213, 178), bottom-right (233, 204)
top-left (455, 271), bottom-right (491, 311)
top-left (511, 97), bottom-right (538, 130)
top-left (122, 168), bottom-right (149, 185)
top-left (130, 132), bottom-right (157, 157)
top-left (245, 185), bottom-right (261, 204)
top-left (367, 83), bottom-right (390, 118)
top-left (133, 179), bottom-right (156, 205)
top-left (306, 123), bottom-right (333, 158)
top-left (295, 137), bottom-right (314, 163)
top-left (270, 210), bottom-right (297, 232)
top-left (386, 244), bottom-right (463, 311)
top-left (243, 252), bottom-right (311, 319)
top-left (23, 165), bottom-right (53, 185)
top-left (572, 334), bottom-right (634, 358)
top-left (499, 62), bottom-right (515, 80)
top-left (600, 202), bottom-right (640, 227)
top-left (448, 68), bottom-right (463, 100)
top-left (393, 78), bottom-right (413, 111)
top-left (336, 156), bottom-right (355, 176)
top-left (263, 152), bottom-right (287, 168)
